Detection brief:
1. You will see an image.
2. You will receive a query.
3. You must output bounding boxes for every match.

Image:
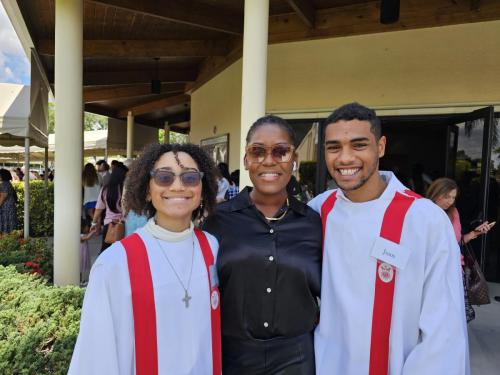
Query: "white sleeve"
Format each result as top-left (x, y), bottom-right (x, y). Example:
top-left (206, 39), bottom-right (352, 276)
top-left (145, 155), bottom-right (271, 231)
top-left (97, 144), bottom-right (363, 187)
top-left (402, 216), bottom-right (470, 375)
top-left (68, 262), bottom-right (121, 375)
top-left (307, 193), bottom-right (323, 214)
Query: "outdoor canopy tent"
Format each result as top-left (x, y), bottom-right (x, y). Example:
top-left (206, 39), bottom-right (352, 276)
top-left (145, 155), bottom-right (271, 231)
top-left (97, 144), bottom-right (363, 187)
top-left (0, 81), bottom-right (49, 239)
top-left (0, 83), bottom-right (48, 147)
top-left (0, 120), bottom-right (159, 161)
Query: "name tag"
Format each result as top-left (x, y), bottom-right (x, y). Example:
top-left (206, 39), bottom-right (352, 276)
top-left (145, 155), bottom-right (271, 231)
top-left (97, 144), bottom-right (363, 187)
top-left (209, 265), bottom-right (219, 288)
top-left (370, 236), bottom-right (411, 270)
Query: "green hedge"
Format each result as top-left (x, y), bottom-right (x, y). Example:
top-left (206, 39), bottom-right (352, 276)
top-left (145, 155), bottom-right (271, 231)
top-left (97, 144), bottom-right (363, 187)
top-left (0, 265), bottom-right (84, 375)
top-left (0, 231), bottom-right (53, 283)
top-left (13, 181), bottom-right (54, 237)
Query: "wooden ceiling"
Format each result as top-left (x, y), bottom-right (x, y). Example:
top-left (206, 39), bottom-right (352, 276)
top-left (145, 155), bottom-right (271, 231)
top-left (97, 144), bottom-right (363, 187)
top-left (16, 0), bottom-right (500, 133)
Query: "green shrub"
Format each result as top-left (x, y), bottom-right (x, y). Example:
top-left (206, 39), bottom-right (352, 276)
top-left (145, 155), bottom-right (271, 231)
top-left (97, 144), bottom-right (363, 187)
top-left (13, 181), bottom-right (54, 237)
top-left (0, 232), bottom-right (53, 283)
top-left (0, 265), bottom-right (84, 375)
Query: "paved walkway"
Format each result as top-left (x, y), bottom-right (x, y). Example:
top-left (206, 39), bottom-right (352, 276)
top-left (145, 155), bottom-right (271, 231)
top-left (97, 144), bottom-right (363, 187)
top-left (469, 283), bottom-right (500, 374)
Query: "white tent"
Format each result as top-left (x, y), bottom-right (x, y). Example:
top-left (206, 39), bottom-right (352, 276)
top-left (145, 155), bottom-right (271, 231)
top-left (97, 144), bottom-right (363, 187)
top-left (0, 125), bottom-right (159, 161)
top-left (0, 83), bottom-right (48, 147)
top-left (0, 80), bottom-right (49, 239)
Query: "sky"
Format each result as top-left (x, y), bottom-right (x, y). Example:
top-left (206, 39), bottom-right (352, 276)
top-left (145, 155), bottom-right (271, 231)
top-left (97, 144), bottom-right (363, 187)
top-left (0, 2), bottom-right (30, 85)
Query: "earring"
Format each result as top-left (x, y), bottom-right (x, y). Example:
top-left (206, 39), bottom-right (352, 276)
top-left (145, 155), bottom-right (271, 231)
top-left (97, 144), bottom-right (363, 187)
top-left (293, 161), bottom-right (297, 171)
top-left (199, 200), bottom-right (204, 210)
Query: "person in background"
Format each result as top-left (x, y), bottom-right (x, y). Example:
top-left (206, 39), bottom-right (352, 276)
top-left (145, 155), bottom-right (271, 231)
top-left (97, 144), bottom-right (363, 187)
top-left (15, 167), bottom-right (24, 181)
top-left (427, 177), bottom-right (494, 245)
top-left (82, 163), bottom-right (101, 222)
top-left (79, 218), bottom-right (93, 286)
top-left (0, 168), bottom-right (18, 234)
top-left (223, 169), bottom-right (240, 200)
top-left (110, 159), bottom-right (120, 171)
top-left (203, 115), bottom-right (322, 374)
top-left (90, 163), bottom-right (128, 252)
top-left (96, 160), bottom-right (111, 186)
top-left (218, 162), bottom-right (239, 200)
top-left (427, 177), bottom-right (496, 317)
top-left (215, 163), bottom-right (230, 203)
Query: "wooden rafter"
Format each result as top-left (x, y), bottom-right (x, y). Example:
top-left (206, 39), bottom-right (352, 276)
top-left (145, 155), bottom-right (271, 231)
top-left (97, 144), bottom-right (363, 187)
top-left (50, 68), bottom-right (197, 86)
top-left (38, 39), bottom-right (230, 58)
top-left (471, 0), bottom-right (481, 11)
top-left (83, 83), bottom-right (186, 102)
top-left (87, 0), bottom-right (243, 35)
top-left (117, 94), bottom-right (190, 117)
top-left (286, 0), bottom-right (315, 28)
top-left (268, 0), bottom-right (500, 44)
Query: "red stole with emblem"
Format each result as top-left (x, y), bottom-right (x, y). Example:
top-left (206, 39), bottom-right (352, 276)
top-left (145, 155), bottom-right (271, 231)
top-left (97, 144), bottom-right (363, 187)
top-left (121, 229), bottom-right (221, 375)
top-left (321, 189), bottom-right (420, 375)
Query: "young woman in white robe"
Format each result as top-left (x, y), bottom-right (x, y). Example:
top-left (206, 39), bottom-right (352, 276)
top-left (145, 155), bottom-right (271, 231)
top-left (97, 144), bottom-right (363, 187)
top-left (68, 143), bottom-right (221, 375)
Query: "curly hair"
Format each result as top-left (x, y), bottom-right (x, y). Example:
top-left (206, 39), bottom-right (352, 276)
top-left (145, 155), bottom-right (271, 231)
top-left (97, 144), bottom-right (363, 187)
top-left (124, 143), bottom-right (218, 223)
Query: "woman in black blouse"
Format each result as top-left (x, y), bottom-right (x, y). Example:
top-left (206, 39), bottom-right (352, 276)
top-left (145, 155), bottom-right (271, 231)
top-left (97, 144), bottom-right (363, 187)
top-left (203, 115), bottom-right (322, 374)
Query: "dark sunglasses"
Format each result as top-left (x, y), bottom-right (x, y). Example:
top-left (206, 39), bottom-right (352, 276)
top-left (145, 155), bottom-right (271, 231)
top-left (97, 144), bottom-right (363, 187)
top-left (246, 144), bottom-right (295, 164)
top-left (150, 169), bottom-right (204, 187)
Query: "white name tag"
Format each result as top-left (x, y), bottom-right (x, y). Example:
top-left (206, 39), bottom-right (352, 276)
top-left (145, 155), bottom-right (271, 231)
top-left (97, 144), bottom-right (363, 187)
top-left (370, 236), bottom-right (411, 270)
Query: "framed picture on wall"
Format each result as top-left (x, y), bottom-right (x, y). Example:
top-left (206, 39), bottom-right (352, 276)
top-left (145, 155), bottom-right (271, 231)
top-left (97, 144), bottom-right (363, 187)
top-left (200, 133), bottom-right (229, 165)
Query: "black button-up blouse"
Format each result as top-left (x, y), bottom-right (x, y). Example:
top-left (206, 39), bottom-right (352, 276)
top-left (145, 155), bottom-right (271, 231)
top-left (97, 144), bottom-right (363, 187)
top-left (202, 187), bottom-right (322, 340)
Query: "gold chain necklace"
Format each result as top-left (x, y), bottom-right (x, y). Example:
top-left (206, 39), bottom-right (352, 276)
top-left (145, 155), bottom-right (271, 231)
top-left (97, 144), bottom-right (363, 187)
top-left (265, 198), bottom-right (289, 221)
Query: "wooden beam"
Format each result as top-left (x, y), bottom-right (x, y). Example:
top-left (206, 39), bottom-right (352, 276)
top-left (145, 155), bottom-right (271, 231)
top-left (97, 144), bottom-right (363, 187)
top-left (471, 0), bottom-right (481, 11)
top-left (187, 43), bottom-right (243, 93)
top-left (84, 103), bottom-right (118, 118)
top-left (83, 83), bottom-right (186, 102)
top-left (88, 0), bottom-right (243, 35)
top-left (286, 0), bottom-right (315, 28)
top-left (48, 68), bottom-right (197, 86)
top-left (117, 94), bottom-right (190, 117)
top-left (38, 39), bottom-right (230, 58)
top-left (268, 0), bottom-right (500, 44)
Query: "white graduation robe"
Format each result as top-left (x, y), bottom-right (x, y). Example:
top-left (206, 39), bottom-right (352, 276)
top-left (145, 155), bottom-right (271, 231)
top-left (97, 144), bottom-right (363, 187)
top-left (68, 227), bottom-right (219, 375)
top-left (308, 172), bottom-right (469, 375)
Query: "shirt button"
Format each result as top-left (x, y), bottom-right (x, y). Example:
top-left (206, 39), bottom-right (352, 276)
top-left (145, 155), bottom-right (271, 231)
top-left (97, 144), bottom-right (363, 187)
top-left (264, 322), bottom-right (269, 328)
top-left (269, 228), bottom-right (274, 234)
top-left (266, 287), bottom-right (272, 293)
top-left (268, 256), bottom-right (274, 262)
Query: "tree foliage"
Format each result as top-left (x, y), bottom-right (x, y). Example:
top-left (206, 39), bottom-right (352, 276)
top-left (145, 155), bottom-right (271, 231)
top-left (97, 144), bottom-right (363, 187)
top-left (158, 129), bottom-right (189, 144)
top-left (48, 102), bottom-right (107, 134)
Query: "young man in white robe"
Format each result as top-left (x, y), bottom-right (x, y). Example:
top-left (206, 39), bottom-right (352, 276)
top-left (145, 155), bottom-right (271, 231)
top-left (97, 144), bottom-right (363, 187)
top-left (308, 103), bottom-right (469, 375)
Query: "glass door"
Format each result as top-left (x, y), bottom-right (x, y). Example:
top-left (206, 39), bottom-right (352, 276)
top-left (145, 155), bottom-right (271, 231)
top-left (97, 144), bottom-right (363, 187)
top-left (448, 106), bottom-right (494, 272)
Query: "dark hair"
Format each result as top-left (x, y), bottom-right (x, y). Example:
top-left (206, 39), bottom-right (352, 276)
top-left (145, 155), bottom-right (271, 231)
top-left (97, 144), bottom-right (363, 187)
top-left (217, 163), bottom-right (232, 184)
top-left (0, 168), bottom-right (12, 182)
top-left (245, 115), bottom-right (297, 147)
top-left (124, 143), bottom-right (218, 222)
top-left (96, 159), bottom-right (110, 171)
top-left (82, 163), bottom-right (99, 187)
top-left (103, 164), bottom-right (128, 213)
top-left (230, 169), bottom-right (240, 186)
top-left (324, 102), bottom-right (382, 140)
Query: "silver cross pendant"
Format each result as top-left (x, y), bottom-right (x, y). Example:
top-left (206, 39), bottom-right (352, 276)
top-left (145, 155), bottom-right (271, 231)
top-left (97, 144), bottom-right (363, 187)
top-left (182, 290), bottom-right (192, 308)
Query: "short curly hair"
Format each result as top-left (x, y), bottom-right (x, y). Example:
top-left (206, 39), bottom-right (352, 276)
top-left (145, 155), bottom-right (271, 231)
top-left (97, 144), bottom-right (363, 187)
top-left (124, 143), bottom-right (218, 222)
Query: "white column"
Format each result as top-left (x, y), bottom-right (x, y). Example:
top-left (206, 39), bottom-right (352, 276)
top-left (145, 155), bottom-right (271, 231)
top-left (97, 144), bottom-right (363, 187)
top-left (54, 0), bottom-right (83, 286)
top-left (127, 111), bottom-right (134, 158)
top-left (239, 0), bottom-right (269, 188)
top-left (44, 147), bottom-right (49, 190)
top-left (23, 138), bottom-right (30, 240)
top-left (164, 122), bottom-right (170, 144)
